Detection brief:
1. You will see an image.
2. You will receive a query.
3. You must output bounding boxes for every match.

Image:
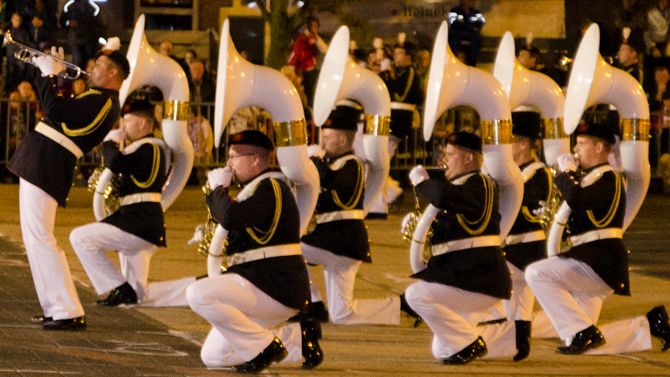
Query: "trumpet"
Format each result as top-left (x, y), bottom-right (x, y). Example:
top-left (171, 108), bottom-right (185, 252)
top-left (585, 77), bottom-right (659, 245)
top-left (3, 31), bottom-right (88, 80)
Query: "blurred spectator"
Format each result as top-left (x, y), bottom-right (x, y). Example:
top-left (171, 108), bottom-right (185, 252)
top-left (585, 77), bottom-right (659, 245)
top-left (6, 12), bottom-right (31, 93)
top-left (189, 59), bottom-right (215, 114)
top-left (7, 80), bottom-right (39, 156)
top-left (60, 0), bottom-right (100, 69)
top-left (72, 77), bottom-right (87, 96)
top-left (415, 48), bottom-right (431, 92)
top-left (614, 0), bottom-right (647, 53)
top-left (617, 42), bottom-right (643, 84)
top-left (0, 0), bottom-right (8, 30)
top-left (649, 64), bottom-right (669, 112)
top-left (159, 39), bottom-right (192, 86)
top-left (288, 15), bottom-right (327, 107)
top-left (448, 0), bottom-right (485, 66)
top-left (184, 48), bottom-right (197, 66)
top-left (187, 113), bottom-right (214, 185)
top-left (366, 48), bottom-right (382, 74)
top-left (645, 0), bottom-right (670, 58)
top-left (27, 0), bottom-right (57, 51)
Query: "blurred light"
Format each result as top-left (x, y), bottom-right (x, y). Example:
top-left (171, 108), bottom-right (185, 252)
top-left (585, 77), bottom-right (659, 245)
top-left (98, 37), bottom-right (107, 46)
top-left (296, 0), bottom-right (305, 7)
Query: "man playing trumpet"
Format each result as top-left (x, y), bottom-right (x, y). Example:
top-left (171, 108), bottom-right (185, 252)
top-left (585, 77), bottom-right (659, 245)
top-left (8, 44), bottom-right (129, 330)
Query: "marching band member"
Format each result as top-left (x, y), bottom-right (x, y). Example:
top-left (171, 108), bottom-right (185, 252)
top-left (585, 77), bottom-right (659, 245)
top-left (503, 111), bottom-right (552, 360)
top-left (301, 104), bottom-right (409, 325)
top-left (368, 41), bottom-right (424, 218)
top-left (8, 45), bottom-right (129, 330)
top-left (403, 131), bottom-right (516, 364)
top-left (70, 99), bottom-right (167, 307)
top-left (526, 121), bottom-right (670, 355)
top-left (186, 130), bottom-right (322, 373)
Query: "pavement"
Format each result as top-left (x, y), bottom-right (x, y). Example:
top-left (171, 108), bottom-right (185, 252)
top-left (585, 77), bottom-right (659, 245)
top-left (0, 183), bottom-right (669, 376)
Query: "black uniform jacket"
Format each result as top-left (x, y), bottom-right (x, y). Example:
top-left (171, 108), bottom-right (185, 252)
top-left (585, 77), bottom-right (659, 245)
top-left (206, 169), bottom-right (310, 310)
top-left (557, 163), bottom-right (630, 296)
top-left (413, 171), bottom-right (511, 299)
top-left (302, 152), bottom-right (371, 262)
top-left (9, 75), bottom-right (120, 207)
top-left (505, 161), bottom-right (552, 270)
top-left (101, 136), bottom-right (167, 247)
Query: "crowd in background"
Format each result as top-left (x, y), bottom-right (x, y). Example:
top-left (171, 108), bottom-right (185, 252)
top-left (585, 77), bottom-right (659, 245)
top-left (6, 0), bottom-right (670, 183)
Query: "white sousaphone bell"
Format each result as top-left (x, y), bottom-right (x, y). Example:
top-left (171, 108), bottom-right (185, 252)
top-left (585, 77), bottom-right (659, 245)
top-left (493, 31), bottom-right (568, 166)
top-left (206, 19), bottom-right (319, 277)
top-left (313, 25), bottom-right (391, 214)
top-left (547, 23), bottom-right (650, 256)
top-left (409, 20), bottom-right (523, 273)
top-left (93, 14), bottom-right (193, 220)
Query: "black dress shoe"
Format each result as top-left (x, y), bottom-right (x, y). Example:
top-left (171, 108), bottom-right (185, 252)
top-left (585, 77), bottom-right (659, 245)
top-left (233, 337), bottom-right (287, 373)
top-left (309, 301), bottom-right (330, 323)
top-left (399, 294), bottom-right (423, 327)
top-left (557, 325), bottom-right (605, 354)
top-left (300, 318), bottom-right (323, 369)
top-left (646, 305), bottom-right (670, 351)
top-left (97, 282), bottom-right (138, 306)
top-left (31, 314), bottom-right (52, 324)
top-left (513, 320), bottom-right (531, 361)
top-left (42, 316), bottom-right (86, 330)
top-left (443, 336), bottom-right (488, 364)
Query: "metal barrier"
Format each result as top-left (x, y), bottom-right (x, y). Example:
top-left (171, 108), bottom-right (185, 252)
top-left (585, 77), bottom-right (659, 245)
top-left (0, 97), bottom-right (502, 174)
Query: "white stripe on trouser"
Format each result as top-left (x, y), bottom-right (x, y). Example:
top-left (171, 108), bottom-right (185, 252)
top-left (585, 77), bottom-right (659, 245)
top-left (19, 179), bottom-right (85, 320)
top-left (301, 243), bottom-right (400, 325)
top-left (186, 274), bottom-right (302, 366)
top-left (70, 222), bottom-right (156, 300)
top-left (503, 262), bottom-right (535, 321)
top-left (525, 256), bottom-right (652, 353)
top-left (404, 281), bottom-right (516, 359)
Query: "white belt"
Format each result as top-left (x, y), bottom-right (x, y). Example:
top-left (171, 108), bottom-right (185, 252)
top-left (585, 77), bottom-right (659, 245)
top-left (226, 244), bottom-right (302, 267)
top-left (505, 230), bottom-right (546, 246)
top-left (120, 193), bottom-right (162, 206)
top-left (35, 122), bottom-right (84, 159)
top-left (570, 228), bottom-right (622, 247)
top-left (315, 210), bottom-right (365, 224)
top-left (431, 235), bottom-right (500, 256)
top-left (390, 102), bottom-right (417, 111)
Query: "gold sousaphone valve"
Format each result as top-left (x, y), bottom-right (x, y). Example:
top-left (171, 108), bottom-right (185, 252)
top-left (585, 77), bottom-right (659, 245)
top-left (364, 115), bottom-right (391, 136)
top-left (274, 119), bottom-right (308, 146)
top-left (163, 100), bottom-right (191, 121)
top-left (480, 119), bottom-right (513, 144)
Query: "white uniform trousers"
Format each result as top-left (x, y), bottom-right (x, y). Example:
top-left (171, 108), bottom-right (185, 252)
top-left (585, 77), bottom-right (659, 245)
top-left (141, 276), bottom-right (196, 307)
top-left (404, 280), bottom-right (516, 360)
top-left (302, 243), bottom-right (400, 325)
top-left (503, 262), bottom-right (535, 321)
top-left (186, 273), bottom-right (302, 367)
top-left (526, 256), bottom-right (652, 353)
top-left (19, 179), bottom-right (84, 320)
top-left (70, 222), bottom-right (156, 301)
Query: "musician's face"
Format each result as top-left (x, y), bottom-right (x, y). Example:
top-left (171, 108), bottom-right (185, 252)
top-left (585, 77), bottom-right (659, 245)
top-left (320, 128), bottom-right (346, 157)
top-left (89, 56), bottom-right (116, 87)
top-left (227, 145), bottom-right (261, 183)
top-left (122, 113), bottom-right (153, 142)
top-left (574, 135), bottom-right (606, 169)
top-left (442, 144), bottom-right (472, 179)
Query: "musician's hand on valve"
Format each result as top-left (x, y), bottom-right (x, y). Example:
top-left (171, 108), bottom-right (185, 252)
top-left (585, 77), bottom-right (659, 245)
top-left (33, 48), bottom-right (66, 77)
top-left (409, 165), bottom-right (430, 186)
top-left (532, 200), bottom-right (547, 217)
top-left (208, 167), bottom-right (233, 190)
top-left (557, 153), bottom-right (577, 173)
